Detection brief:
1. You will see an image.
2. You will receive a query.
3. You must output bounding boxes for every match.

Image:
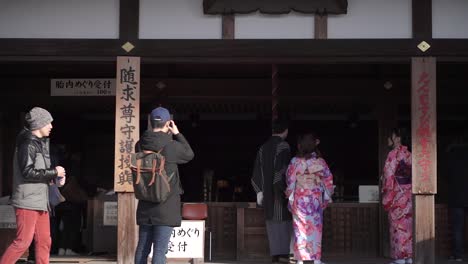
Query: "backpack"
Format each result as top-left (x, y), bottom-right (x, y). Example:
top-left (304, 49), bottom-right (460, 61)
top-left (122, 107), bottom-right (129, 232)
top-left (130, 150), bottom-right (173, 203)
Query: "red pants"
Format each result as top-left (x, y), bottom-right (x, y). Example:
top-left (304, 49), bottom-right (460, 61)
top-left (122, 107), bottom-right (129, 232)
top-left (0, 208), bottom-right (51, 264)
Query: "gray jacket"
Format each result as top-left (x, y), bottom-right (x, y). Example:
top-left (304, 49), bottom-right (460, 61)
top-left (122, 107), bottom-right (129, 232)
top-left (10, 128), bottom-right (57, 211)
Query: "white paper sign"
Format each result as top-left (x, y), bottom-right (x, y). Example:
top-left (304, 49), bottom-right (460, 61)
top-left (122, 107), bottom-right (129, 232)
top-left (149, 220), bottom-right (205, 259)
top-left (103, 201), bottom-right (118, 226)
top-left (359, 185), bottom-right (379, 203)
top-left (0, 205), bottom-right (16, 229)
top-left (51, 79), bottom-right (115, 96)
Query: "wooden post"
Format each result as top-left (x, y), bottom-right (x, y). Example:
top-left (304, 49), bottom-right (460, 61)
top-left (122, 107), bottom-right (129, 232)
top-left (115, 56), bottom-right (141, 264)
top-left (314, 14), bottom-right (328, 39)
top-left (272, 64), bottom-right (279, 121)
top-left (411, 57), bottom-right (436, 264)
top-left (222, 14), bottom-right (235, 39)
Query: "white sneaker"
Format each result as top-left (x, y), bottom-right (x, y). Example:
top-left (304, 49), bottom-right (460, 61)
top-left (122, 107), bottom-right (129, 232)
top-left (314, 260), bottom-right (325, 264)
top-left (406, 258), bottom-right (413, 264)
top-left (296, 261), bottom-right (303, 264)
top-left (58, 248), bottom-right (65, 256)
top-left (65, 248), bottom-right (79, 256)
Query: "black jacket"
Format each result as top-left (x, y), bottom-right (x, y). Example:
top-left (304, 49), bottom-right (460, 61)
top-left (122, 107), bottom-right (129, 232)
top-left (135, 131), bottom-right (194, 226)
top-left (11, 128), bottom-right (58, 211)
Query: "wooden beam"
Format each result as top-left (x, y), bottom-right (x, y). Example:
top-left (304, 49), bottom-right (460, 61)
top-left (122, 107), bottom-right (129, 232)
top-left (412, 0), bottom-right (432, 39)
top-left (222, 15), bottom-right (235, 39)
top-left (119, 0), bottom-right (140, 41)
top-left (411, 57), bottom-right (437, 264)
top-left (314, 15), bottom-right (328, 39)
top-left (1, 39), bottom-right (468, 61)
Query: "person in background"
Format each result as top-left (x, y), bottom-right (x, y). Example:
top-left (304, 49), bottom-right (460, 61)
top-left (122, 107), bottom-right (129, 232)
top-left (55, 153), bottom-right (87, 256)
top-left (446, 128), bottom-right (468, 262)
top-left (285, 133), bottom-right (333, 264)
top-left (251, 120), bottom-right (292, 264)
top-left (0, 107), bottom-right (66, 264)
top-left (134, 107), bottom-right (194, 264)
top-left (381, 128), bottom-right (413, 264)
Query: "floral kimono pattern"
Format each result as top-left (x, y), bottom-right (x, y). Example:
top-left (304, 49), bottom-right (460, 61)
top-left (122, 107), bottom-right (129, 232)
top-left (382, 145), bottom-right (412, 260)
top-left (285, 153), bottom-right (333, 261)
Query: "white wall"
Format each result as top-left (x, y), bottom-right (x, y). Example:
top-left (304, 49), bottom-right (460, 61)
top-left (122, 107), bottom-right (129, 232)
top-left (139, 0), bottom-right (221, 39)
top-left (433, 0), bottom-right (468, 38)
top-left (328, 0), bottom-right (412, 39)
top-left (235, 13), bottom-right (314, 39)
top-left (0, 0), bottom-right (119, 39)
top-left (4, 0), bottom-right (464, 40)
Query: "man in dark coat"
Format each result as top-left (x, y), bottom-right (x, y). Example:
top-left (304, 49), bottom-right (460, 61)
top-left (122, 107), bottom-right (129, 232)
top-left (251, 120), bottom-right (292, 263)
top-left (134, 107), bottom-right (194, 264)
top-left (446, 130), bottom-right (468, 262)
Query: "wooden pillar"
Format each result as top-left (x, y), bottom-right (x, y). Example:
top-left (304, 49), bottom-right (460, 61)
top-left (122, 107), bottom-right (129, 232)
top-left (314, 14), bottom-right (328, 39)
top-left (115, 56), bottom-right (141, 264)
top-left (377, 103), bottom-right (398, 258)
top-left (272, 64), bottom-right (279, 121)
top-left (411, 57), bottom-right (436, 264)
top-left (412, 0), bottom-right (432, 39)
top-left (222, 14), bottom-right (235, 39)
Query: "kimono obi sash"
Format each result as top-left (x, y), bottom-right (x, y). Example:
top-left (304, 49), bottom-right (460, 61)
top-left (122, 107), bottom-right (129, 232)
top-left (395, 176), bottom-right (411, 185)
top-left (296, 173), bottom-right (322, 189)
top-left (395, 159), bottom-right (411, 185)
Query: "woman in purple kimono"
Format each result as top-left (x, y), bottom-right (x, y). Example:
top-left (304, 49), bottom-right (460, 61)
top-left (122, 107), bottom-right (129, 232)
top-left (286, 133), bottom-right (333, 264)
top-left (382, 128), bottom-right (413, 264)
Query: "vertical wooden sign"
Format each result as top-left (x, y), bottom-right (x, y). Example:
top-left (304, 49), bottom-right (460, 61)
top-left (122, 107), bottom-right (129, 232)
top-left (115, 56), bottom-right (140, 264)
top-left (115, 56), bottom-right (140, 192)
top-left (411, 57), bottom-right (436, 264)
top-left (411, 57), bottom-right (437, 194)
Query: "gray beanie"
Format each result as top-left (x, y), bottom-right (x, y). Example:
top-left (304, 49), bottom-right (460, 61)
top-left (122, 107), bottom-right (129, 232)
top-left (25, 107), bottom-right (53, 130)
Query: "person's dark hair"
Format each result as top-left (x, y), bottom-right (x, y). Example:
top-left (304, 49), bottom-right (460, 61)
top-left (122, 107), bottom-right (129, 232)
top-left (391, 127), bottom-right (411, 148)
top-left (151, 120), bottom-right (167, 129)
top-left (272, 120), bottom-right (288, 134)
top-left (297, 132), bottom-right (321, 159)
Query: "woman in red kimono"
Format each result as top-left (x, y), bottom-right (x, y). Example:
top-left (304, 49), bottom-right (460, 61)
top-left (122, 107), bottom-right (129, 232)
top-left (382, 128), bottom-right (413, 264)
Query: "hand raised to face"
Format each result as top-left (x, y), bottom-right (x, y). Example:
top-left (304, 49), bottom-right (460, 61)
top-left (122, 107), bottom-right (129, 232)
top-left (167, 120), bottom-right (180, 135)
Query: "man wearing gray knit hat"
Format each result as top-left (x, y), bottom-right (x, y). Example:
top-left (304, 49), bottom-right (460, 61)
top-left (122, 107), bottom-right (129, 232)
top-left (0, 107), bottom-right (66, 264)
top-left (25, 107), bottom-right (54, 131)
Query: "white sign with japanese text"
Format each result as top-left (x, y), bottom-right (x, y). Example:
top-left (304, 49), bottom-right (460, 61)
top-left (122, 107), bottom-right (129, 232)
top-left (51, 79), bottom-right (116, 96)
top-left (103, 201), bottom-right (118, 226)
top-left (150, 220), bottom-right (205, 259)
top-left (0, 205), bottom-right (16, 229)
